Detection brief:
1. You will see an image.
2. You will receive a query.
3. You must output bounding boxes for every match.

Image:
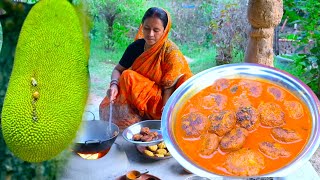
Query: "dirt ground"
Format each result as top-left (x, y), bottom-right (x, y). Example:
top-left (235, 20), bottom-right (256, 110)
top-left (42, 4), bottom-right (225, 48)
top-left (310, 148), bottom-right (320, 176)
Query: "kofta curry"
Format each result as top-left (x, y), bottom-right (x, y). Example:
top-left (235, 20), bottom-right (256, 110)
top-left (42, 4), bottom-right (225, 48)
top-left (175, 78), bottom-right (311, 176)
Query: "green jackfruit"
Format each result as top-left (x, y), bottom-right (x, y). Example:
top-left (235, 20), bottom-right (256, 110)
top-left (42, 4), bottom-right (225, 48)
top-left (1, 0), bottom-right (89, 162)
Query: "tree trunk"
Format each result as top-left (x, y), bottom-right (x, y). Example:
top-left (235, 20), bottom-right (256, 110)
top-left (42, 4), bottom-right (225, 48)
top-left (245, 0), bottom-right (283, 67)
top-left (104, 12), bottom-right (117, 50)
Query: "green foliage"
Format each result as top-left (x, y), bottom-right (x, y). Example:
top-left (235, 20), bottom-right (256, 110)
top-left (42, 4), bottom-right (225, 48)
top-left (8, 0), bottom-right (75, 4)
top-left (283, 0), bottom-right (320, 97)
top-left (293, 54), bottom-right (319, 93)
top-left (90, 38), bottom-right (124, 64)
top-left (275, 56), bottom-right (312, 86)
top-left (169, 1), bottom-right (214, 47)
top-left (181, 45), bottom-right (216, 74)
top-left (4, 0), bottom-right (39, 4)
top-left (0, 23), bottom-right (2, 50)
top-left (0, 146), bottom-right (69, 180)
top-left (85, 0), bottom-right (146, 50)
top-left (209, 0), bottom-right (249, 65)
top-left (87, 0), bottom-right (245, 74)
top-left (231, 49), bottom-right (245, 64)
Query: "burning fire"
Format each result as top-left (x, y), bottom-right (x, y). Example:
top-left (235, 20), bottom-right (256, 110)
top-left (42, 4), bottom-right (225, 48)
top-left (76, 148), bottom-right (110, 160)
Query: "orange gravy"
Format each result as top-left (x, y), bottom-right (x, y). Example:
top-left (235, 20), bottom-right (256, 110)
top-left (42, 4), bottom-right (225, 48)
top-left (174, 78), bottom-right (311, 175)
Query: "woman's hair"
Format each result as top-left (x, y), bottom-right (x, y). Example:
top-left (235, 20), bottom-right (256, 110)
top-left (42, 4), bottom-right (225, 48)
top-left (142, 7), bottom-right (168, 29)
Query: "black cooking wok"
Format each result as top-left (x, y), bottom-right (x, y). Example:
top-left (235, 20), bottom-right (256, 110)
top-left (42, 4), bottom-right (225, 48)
top-left (73, 112), bottom-right (119, 154)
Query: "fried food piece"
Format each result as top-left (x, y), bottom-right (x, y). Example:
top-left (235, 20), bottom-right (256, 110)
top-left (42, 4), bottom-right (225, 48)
top-left (259, 102), bottom-right (285, 127)
top-left (152, 131), bottom-right (158, 137)
top-left (271, 127), bottom-right (302, 143)
top-left (239, 80), bottom-right (263, 98)
top-left (140, 134), bottom-right (154, 142)
top-left (148, 131), bottom-right (158, 140)
top-left (157, 142), bottom-right (166, 149)
top-left (220, 127), bottom-right (248, 152)
top-left (144, 150), bottom-right (154, 157)
top-left (199, 133), bottom-right (220, 156)
top-left (236, 106), bottom-right (260, 131)
top-left (233, 93), bottom-right (252, 110)
top-left (147, 145), bottom-right (158, 152)
top-left (201, 93), bottom-right (227, 111)
top-left (268, 86), bottom-right (285, 101)
top-left (155, 154), bottom-right (164, 158)
top-left (208, 110), bottom-right (236, 136)
top-left (212, 78), bottom-right (230, 91)
top-left (284, 100), bottom-right (304, 119)
top-left (156, 148), bottom-right (167, 155)
top-left (181, 112), bottom-right (209, 138)
top-left (145, 141), bottom-right (170, 158)
top-left (133, 127), bottom-right (158, 142)
top-left (224, 148), bottom-right (265, 176)
top-left (132, 134), bottom-right (143, 141)
top-left (140, 127), bottom-right (150, 135)
top-left (258, 141), bottom-right (291, 159)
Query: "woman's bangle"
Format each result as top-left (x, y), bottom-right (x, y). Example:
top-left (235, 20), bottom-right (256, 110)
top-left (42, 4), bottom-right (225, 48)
top-left (110, 82), bottom-right (118, 87)
top-left (110, 79), bottom-right (118, 84)
top-left (109, 79), bottom-right (119, 88)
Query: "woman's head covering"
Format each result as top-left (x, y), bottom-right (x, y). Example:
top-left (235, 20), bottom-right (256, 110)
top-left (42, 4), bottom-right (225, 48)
top-left (131, 7), bottom-right (192, 90)
top-left (134, 7), bottom-right (171, 51)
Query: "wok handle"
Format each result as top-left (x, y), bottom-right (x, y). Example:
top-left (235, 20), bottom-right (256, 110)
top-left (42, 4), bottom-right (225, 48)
top-left (84, 140), bottom-right (101, 144)
top-left (84, 111), bottom-right (96, 121)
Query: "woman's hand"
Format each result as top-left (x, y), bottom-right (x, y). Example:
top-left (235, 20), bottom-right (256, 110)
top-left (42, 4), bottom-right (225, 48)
top-left (108, 64), bottom-right (127, 103)
top-left (109, 83), bottom-right (118, 103)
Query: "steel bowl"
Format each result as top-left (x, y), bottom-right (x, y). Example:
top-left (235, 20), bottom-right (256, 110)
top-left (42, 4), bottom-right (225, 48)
top-left (161, 63), bottom-right (320, 178)
top-left (122, 120), bottom-right (163, 146)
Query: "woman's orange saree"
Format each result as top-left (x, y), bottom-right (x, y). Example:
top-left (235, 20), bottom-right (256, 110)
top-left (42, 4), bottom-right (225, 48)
top-left (99, 9), bottom-right (193, 130)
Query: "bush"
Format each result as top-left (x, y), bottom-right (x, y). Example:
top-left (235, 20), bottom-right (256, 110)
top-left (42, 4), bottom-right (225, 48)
top-left (283, 0), bottom-right (320, 97)
top-left (210, 0), bottom-right (249, 65)
top-left (86, 0), bottom-right (146, 50)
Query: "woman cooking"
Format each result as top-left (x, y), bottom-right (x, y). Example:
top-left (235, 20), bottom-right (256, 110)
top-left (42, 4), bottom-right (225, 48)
top-left (99, 7), bottom-right (193, 130)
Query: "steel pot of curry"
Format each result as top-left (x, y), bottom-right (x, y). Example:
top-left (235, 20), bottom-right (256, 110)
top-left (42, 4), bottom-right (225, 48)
top-left (161, 63), bottom-right (320, 178)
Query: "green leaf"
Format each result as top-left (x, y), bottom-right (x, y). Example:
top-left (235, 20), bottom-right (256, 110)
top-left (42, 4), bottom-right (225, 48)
top-left (311, 47), bottom-right (320, 55)
top-left (286, 34), bottom-right (297, 40)
top-left (298, 61), bottom-right (307, 67)
top-left (294, 45), bottom-right (306, 53)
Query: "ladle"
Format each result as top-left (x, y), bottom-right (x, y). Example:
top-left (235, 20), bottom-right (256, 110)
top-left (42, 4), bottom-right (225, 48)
top-left (125, 170), bottom-right (149, 180)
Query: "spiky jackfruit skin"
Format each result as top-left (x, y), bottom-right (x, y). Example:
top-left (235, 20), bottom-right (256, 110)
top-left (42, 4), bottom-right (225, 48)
top-left (1, 0), bottom-right (89, 162)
